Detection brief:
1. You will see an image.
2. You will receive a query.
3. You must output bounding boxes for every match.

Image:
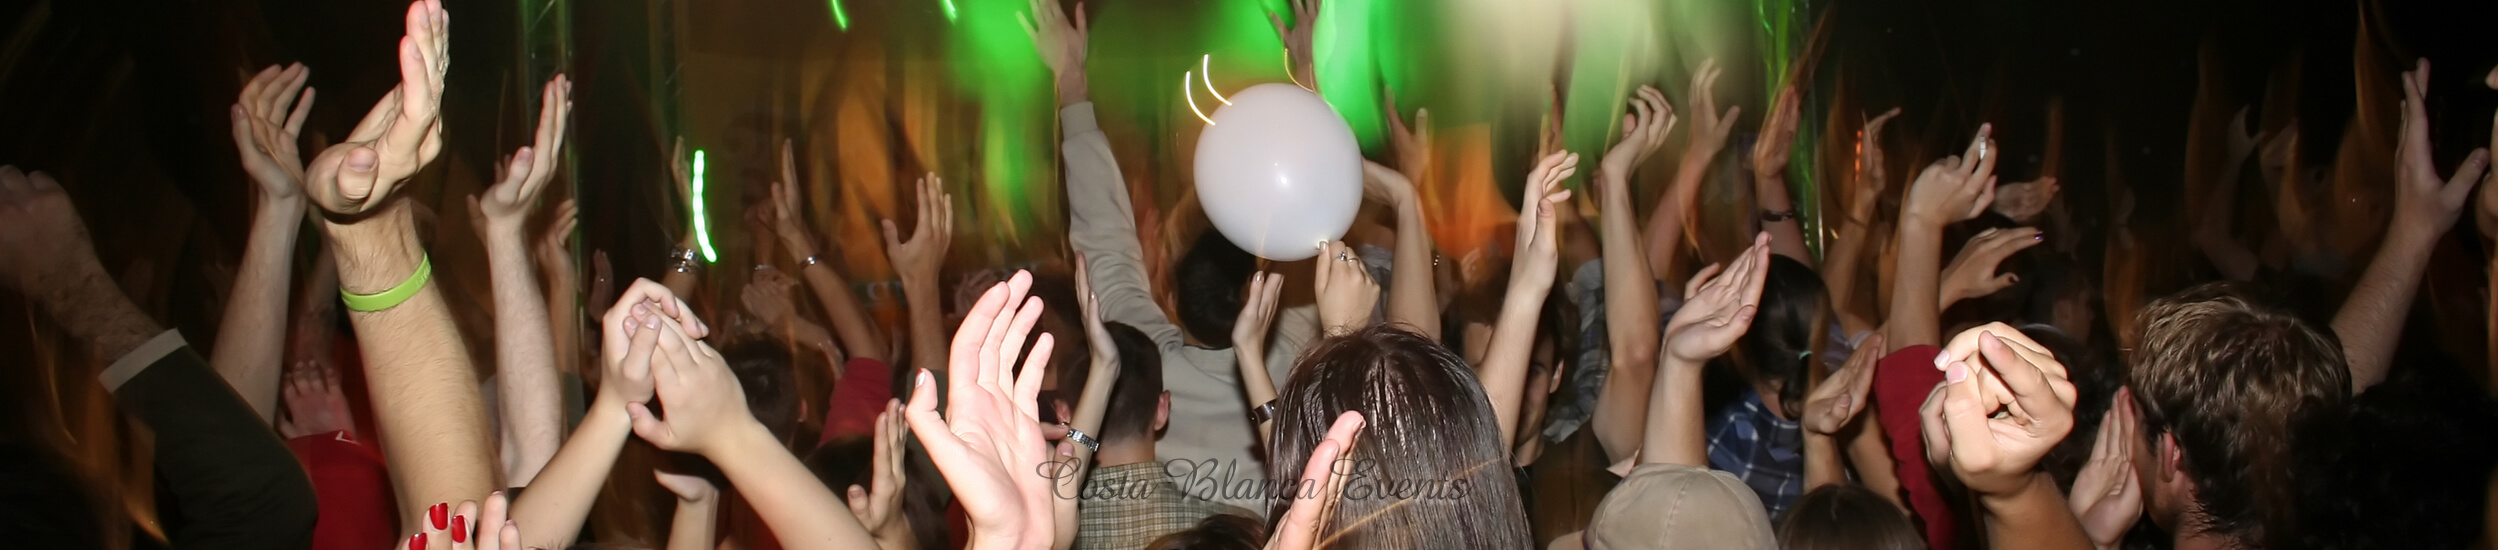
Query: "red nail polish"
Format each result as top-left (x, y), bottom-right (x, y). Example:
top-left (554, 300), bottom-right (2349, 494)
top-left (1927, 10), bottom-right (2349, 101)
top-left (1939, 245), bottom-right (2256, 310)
top-left (450, 515), bottom-right (467, 543)
top-left (408, 532), bottom-right (427, 550)
top-left (429, 502), bottom-right (448, 530)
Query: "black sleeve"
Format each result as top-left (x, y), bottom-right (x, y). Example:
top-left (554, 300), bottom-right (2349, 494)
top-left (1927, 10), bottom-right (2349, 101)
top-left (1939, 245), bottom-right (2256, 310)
top-left (113, 344), bottom-right (317, 548)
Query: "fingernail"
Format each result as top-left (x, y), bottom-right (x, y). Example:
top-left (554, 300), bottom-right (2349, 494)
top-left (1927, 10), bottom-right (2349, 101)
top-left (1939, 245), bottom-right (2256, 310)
top-left (408, 533), bottom-right (426, 550)
top-left (644, 316), bottom-right (661, 329)
top-left (917, 369), bottom-right (931, 387)
top-left (633, 304), bottom-right (648, 316)
top-left (1836, 395), bottom-right (1853, 412)
top-left (450, 515), bottom-right (467, 543)
top-left (1933, 352), bottom-right (1949, 370)
top-left (429, 502), bottom-right (448, 530)
top-left (348, 149), bottom-right (378, 172)
top-left (1945, 362), bottom-right (1969, 383)
top-left (2033, 233), bottom-right (2044, 241)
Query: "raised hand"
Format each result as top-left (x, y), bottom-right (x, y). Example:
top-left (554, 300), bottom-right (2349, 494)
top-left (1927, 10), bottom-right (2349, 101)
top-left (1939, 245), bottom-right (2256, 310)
top-left (1663, 232), bottom-right (1771, 364)
top-left (0, 167), bottom-right (99, 298)
top-left (2391, 59), bottom-right (2492, 240)
top-left (1938, 227), bottom-right (2044, 309)
top-left (1075, 255), bottom-right (1119, 372)
top-left (846, 401), bottom-right (913, 550)
top-left (2069, 388), bottom-right (2142, 550)
top-left (537, 200), bottom-right (578, 273)
top-left (1857, 108), bottom-right (1902, 199)
top-left (1514, 151), bottom-right (1578, 287)
top-left (1315, 241), bottom-right (1381, 336)
top-left (1600, 86), bottom-right (1678, 182)
top-left (741, 269), bottom-right (801, 326)
top-left (1384, 89), bottom-right (1432, 180)
top-left (625, 315), bottom-right (752, 456)
top-left (600, 279), bottom-right (707, 404)
top-left (1361, 160), bottom-right (1417, 211)
top-left (1681, 59), bottom-right (1742, 168)
top-left (1019, 0), bottom-right (1089, 102)
top-left (1989, 177), bottom-right (2059, 223)
top-left (881, 174), bottom-right (953, 283)
top-left (1802, 334), bottom-right (1883, 436)
top-left (768, 140), bottom-right (822, 262)
top-left (1263, 411), bottom-right (1366, 550)
top-left (1268, 0), bottom-right (1318, 90)
top-left (278, 360), bottom-right (359, 439)
top-left (588, 249), bottom-right (615, 315)
top-left (1233, 271), bottom-right (1286, 363)
top-left (1902, 125), bottom-right (1999, 227)
top-left (305, 0), bottom-right (449, 215)
top-left (904, 270), bottom-right (1057, 550)
top-left (471, 76), bottom-right (573, 234)
top-left (1750, 85), bottom-right (1801, 179)
top-left (1923, 324), bottom-right (2077, 496)
top-left (232, 63), bottom-right (315, 202)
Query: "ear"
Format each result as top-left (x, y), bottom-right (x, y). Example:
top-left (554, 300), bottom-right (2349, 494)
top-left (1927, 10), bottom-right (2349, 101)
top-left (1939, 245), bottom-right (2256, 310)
top-left (2159, 432), bottom-right (2188, 482)
top-left (1154, 391), bottom-right (1172, 433)
top-left (1052, 399), bottom-right (1074, 425)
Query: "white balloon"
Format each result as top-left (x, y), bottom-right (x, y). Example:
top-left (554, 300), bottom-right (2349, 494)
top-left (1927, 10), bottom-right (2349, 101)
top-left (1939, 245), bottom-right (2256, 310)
top-left (1193, 83), bottom-right (1363, 262)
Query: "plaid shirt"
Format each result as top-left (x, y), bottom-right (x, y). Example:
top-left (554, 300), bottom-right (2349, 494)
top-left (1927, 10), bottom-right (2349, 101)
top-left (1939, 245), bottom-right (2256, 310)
top-left (1706, 388), bottom-right (1805, 522)
top-left (1075, 462), bottom-right (1257, 550)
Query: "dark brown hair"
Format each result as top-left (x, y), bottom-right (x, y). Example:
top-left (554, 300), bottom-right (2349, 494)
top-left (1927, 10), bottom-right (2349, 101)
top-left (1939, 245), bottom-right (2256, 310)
top-left (1262, 326), bottom-right (1529, 549)
top-left (1144, 513), bottom-right (1266, 550)
top-left (1777, 484), bottom-right (1924, 550)
top-left (2128, 282), bottom-right (2347, 546)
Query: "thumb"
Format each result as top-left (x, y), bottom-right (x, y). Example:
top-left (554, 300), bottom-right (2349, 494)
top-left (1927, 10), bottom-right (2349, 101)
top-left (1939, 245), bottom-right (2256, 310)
top-left (1989, 272), bottom-right (2020, 290)
top-left (847, 485), bottom-right (869, 515)
top-left (2443, 149), bottom-right (2490, 203)
top-left (626, 402), bottom-right (672, 447)
top-left (881, 218), bottom-right (902, 247)
top-left (1940, 361), bottom-right (1995, 468)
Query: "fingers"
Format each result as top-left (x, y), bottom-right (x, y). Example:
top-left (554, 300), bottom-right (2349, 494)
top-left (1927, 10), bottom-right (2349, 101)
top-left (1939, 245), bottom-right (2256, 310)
top-left (1682, 262), bottom-right (1723, 300)
top-left (1981, 331), bottom-right (2072, 427)
top-left (1918, 383), bottom-right (1951, 467)
top-left (2444, 149), bottom-right (2491, 203)
top-left (1939, 359), bottom-right (1996, 470)
top-left (1840, 334), bottom-right (1884, 418)
top-left (1272, 411), bottom-right (1365, 550)
top-left (478, 491), bottom-right (509, 549)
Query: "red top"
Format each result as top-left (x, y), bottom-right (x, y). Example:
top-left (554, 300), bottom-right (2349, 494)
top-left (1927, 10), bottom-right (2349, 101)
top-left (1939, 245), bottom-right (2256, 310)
top-left (1872, 345), bottom-right (1962, 550)
top-left (821, 358), bottom-right (896, 444)
top-left (287, 431), bottom-right (395, 550)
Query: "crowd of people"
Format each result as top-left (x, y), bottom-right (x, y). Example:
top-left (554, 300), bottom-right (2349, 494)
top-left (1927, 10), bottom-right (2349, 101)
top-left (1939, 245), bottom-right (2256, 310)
top-left (6, 0), bottom-right (2498, 548)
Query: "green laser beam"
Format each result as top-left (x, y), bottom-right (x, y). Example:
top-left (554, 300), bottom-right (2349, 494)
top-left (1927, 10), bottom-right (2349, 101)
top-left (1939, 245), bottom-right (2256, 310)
top-left (691, 150), bottom-right (718, 262)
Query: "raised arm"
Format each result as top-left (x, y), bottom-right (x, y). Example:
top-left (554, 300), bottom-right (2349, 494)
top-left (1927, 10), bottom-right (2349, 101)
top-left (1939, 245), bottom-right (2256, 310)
top-left (468, 75), bottom-right (573, 486)
top-left (1030, 0), bottom-right (1184, 350)
top-left (1645, 60), bottom-right (1741, 282)
top-left (1054, 258), bottom-right (1123, 550)
top-left (903, 271), bottom-right (1064, 550)
top-left (883, 174), bottom-right (953, 372)
top-left (660, 137), bottom-right (703, 298)
top-left (1591, 85), bottom-right (1676, 463)
top-left (216, 63), bottom-right (316, 421)
top-left (539, 199), bottom-right (583, 376)
top-left (2186, 50), bottom-right (2265, 281)
top-left (2335, 59), bottom-right (2490, 392)
top-left (653, 471), bottom-right (721, 550)
top-left (769, 140), bottom-right (891, 363)
top-left (1377, 90), bottom-right (1441, 339)
top-left (1483, 152), bottom-right (1575, 450)
top-left (1800, 333), bottom-right (1883, 491)
top-left (1750, 85), bottom-right (1814, 265)
top-left (1645, 233), bottom-right (1772, 467)
top-left (299, 0), bottom-right (499, 521)
top-left (1232, 270), bottom-right (1287, 443)
top-left (509, 280), bottom-right (708, 549)
top-left (1883, 126), bottom-right (1996, 352)
top-left (1825, 108), bottom-right (1900, 336)
top-left (1925, 324), bottom-right (2088, 550)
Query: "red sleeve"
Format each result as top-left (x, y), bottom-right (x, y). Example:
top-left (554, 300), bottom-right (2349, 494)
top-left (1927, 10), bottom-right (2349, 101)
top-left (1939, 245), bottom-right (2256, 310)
top-left (821, 358), bottom-right (896, 445)
top-left (1871, 345), bottom-right (1961, 550)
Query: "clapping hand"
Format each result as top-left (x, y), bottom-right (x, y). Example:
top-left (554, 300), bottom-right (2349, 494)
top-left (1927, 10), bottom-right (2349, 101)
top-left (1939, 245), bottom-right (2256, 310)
top-left (1020, 0), bottom-right (1089, 100)
top-left (1512, 151), bottom-right (1578, 290)
top-left (2069, 388), bottom-right (2143, 550)
top-left (1599, 85), bottom-right (1677, 183)
top-left (1802, 334), bottom-right (1884, 436)
top-left (1920, 323), bottom-right (2077, 496)
top-left (881, 174), bottom-right (953, 283)
top-left (1937, 227), bottom-right (2044, 308)
top-left (1267, 0), bottom-right (1319, 89)
top-left (1384, 89), bottom-right (1432, 182)
top-left (231, 63), bottom-right (315, 203)
top-left (847, 401), bottom-right (914, 550)
top-left (904, 271), bottom-right (1058, 550)
top-left (1681, 60), bottom-right (1742, 168)
top-left (1852, 108), bottom-right (1902, 208)
top-left (469, 76), bottom-right (573, 235)
top-left (2390, 59), bottom-right (2491, 241)
top-left (1662, 232), bottom-right (1771, 365)
top-left (1902, 125), bottom-right (1999, 227)
top-left (1263, 411), bottom-right (1366, 550)
top-left (1750, 85), bottom-right (1801, 180)
top-left (305, 0), bottom-right (449, 216)
top-left (600, 279), bottom-right (707, 404)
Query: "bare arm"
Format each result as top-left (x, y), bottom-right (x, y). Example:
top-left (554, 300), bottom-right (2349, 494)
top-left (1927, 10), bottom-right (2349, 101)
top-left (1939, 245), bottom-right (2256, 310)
top-left (883, 174), bottom-right (953, 373)
top-left (1825, 109), bottom-right (1900, 337)
top-left (1054, 262), bottom-right (1123, 550)
top-left (2336, 61), bottom-right (2490, 392)
top-left (655, 472), bottom-right (721, 550)
top-left (1885, 127), bottom-right (1997, 353)
top-left (512, 280), bottom-right (711, 549)
top-left (217, 63), bottom-right (317, 422)
top-left (1484, 152), bottom-right (1576, 450)
top-left (1592, 86), bottom-right (1675, 464)
top-left (1644, 235), bottom-right (1772, 467)
top-left (540, 200), bottom-right (582, 376)
top-left (1379, 93), bottom-right (1441, 339)
top-left (1752, 85), bottom-right (1815, 265)
top-left (470, 76), bottom-right (574, 486)
top-left (771, 140), bottom-right (891, 363)
top-left (1646, 60), bottom-right (1740, 283)
top-left (1233, 271), bottom-right (1286, 444)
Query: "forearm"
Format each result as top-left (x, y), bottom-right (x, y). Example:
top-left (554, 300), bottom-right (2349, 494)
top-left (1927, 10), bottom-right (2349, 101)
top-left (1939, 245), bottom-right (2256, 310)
top-left (1644, 169), bottom-right (1706, 283)
top-left (1844, 417), bottom-right (1905, 509)
top-left (1056, 359), bottom-right (1115, 550)
top-left (1638, 359), bottom-right (1708, 467)
top-left (329, 214), bottom-right (497, 522)
top-left (902, 277), bottom-right (947, 372)
top-left (1386, 202), bottom-right (1441, 339)
top-left (486, 233), bottom-right (564, 485)
top-left (1980, 474), bottom-right (2092, 550)
top-left (1884, 222), bottom-right (1945, 352)
top-left (664, 496), bottom-right (719, 550)
top-left (1824, 202), bottom-right (1878, 337)
top-left (511, 396), bottom-right (635, 548)
top-left (662, 234), bottom-right (699, 298)
top-left (1802, 433), bottom-right (1846, 492)
top-left (210, 197), bottom-right (304, 422)
top-left (2334, 228), bottom-right (2434, 392)
top-left (712, 422), bottom-right (879, 548)
top-left (1597, 172), bottom-right (1663, 463)
top-left (803, 263), bottom-right (892, 362)
top-left (1481, 286), bottom-right (1554, 450)
top-left (1756, 175), bottom-right (1815, 267)
top-left (543, 256), bottom-right (582, 375)
top-left (1238, 344), bottom-right (1277, 444)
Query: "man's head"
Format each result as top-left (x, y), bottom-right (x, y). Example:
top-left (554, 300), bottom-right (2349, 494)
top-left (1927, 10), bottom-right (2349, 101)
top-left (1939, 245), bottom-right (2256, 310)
top-left (717, 339), bottom-right (802, 446)
top-left (1098, 322), bottom-right (1168, 450)
top-left (1173, 231), bottom-right (1256, 348)
top-left (2126, 282), bottom-right (2347, 546)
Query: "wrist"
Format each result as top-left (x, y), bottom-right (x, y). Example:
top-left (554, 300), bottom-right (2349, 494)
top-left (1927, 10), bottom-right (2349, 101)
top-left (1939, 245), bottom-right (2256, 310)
top-left (325, 207), bottom-right (425, 295)
top-left (1055, 74), bottom-right (1089, 108)
top-left (1976, 471), bottom-right (2059, 509)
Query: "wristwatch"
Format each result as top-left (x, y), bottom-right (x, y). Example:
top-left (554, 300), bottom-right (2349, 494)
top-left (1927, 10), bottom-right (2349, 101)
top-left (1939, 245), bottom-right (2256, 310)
top-left (1064, 427), bottom-right (1102, 453)
top-left (1249, 400), bottom-right (1279, 424)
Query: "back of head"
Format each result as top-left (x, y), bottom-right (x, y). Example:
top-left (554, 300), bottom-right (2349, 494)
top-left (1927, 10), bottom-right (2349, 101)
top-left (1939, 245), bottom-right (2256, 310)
top-left (1264, 326), bottom-right (1529, 549)
top-left (718, 340), bottom-right (801, 445)
top-left (2128, 281), bottom-right (2348, 545)
top-left (1174, 231), bottom-right (1256, 348)
top-left (1144, 513), bottom-right (1265, 550)
top-left (1738, 255), bottom-right (1828, 417)
top-left (1777, 484), bottom-right (1924, 550)
top-left (1100, 322), bottom-right (1164, 444)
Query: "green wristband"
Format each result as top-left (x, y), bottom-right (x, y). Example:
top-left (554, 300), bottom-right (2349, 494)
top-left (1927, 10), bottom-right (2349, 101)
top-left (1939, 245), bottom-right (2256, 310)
top-left (341, 254), bottom-right (431, 312)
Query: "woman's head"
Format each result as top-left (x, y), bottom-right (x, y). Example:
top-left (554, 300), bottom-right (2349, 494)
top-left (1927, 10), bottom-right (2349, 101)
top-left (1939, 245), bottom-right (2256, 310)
top-left (1776, 484), bottom-right (1924, 550)
top-left (1736, 254), bottom-right (1829, 419)
top-left (1265, 326), bottom-right (1529, 549)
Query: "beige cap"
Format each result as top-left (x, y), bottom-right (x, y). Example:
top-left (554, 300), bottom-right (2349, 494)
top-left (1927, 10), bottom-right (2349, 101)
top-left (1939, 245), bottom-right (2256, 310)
top-left (1586, 463), bottom-right (1776, 550)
